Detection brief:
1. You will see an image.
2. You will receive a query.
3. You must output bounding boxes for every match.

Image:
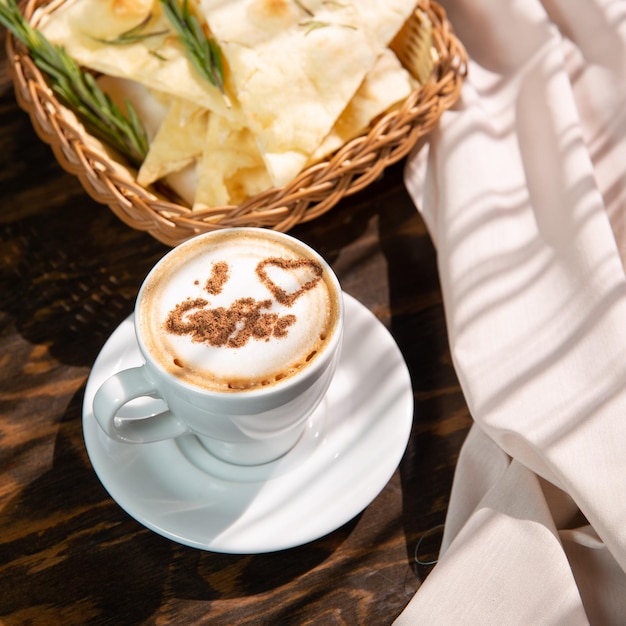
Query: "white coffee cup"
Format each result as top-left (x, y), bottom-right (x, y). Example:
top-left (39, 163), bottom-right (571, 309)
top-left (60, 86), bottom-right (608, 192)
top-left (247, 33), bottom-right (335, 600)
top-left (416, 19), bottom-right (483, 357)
top-left (92, 227), bottom-right (344, 466)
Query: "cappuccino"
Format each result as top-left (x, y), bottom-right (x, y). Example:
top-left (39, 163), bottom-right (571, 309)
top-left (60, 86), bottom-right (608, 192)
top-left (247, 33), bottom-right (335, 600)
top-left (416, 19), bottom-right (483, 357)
top-left (138, 229), bottom-right (341, 392)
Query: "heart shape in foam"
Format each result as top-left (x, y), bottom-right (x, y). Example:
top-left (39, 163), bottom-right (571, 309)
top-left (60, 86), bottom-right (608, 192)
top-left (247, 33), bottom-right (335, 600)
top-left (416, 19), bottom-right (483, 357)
top-left (256, 257), bottom-right (324, 307)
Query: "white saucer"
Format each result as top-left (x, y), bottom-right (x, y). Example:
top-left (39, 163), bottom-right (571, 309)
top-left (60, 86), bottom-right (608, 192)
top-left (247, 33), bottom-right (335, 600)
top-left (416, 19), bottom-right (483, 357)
top-left (82, 293), bottom-right (413, 554)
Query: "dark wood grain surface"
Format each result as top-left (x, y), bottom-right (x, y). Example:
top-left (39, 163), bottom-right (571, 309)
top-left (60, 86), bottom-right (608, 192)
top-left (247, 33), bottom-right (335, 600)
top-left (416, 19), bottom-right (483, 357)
top-left (0, 27), bottom-right (472, 626)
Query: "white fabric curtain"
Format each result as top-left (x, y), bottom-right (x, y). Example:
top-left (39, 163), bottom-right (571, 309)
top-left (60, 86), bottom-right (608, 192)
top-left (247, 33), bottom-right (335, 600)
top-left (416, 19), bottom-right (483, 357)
top-left (396, 1), bottom-right (626, 623)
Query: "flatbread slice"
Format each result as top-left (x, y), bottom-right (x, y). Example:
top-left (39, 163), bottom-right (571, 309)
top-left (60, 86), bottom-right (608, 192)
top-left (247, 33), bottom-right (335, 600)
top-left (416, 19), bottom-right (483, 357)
top-left (312, 48), bottom-right (414, 162)
top-left (137, 97), bottom-right (208, 186)
top-left (38, 0), bottom-right (234, 117)
top-left (194, 114), bottom-right (272, 208)
top-left (198, 0), bottom-right (416, 187)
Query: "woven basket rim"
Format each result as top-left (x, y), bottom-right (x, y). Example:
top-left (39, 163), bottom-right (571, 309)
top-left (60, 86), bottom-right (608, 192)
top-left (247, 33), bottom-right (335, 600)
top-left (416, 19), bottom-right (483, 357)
top-left (6, 0), bottom-right (468, 246)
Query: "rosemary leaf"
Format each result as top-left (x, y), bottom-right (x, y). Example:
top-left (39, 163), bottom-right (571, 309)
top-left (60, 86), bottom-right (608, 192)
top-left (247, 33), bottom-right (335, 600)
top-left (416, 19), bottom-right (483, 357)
top-left (91, 13), bottom-right (169, 45)
top-left (160, 0), bottom-right (230, 106)
top-left (0, 0), bottom-right (149, 167)
top-left (294, 0), bottom-right (314, 16)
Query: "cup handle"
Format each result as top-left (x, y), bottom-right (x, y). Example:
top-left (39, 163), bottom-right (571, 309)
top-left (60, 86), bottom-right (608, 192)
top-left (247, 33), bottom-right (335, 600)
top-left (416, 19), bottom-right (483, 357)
top-left (92, 366), bottom-right (188, 443)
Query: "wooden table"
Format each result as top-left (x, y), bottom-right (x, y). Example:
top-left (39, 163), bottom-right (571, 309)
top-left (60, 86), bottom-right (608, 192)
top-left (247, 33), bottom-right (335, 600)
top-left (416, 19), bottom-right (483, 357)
top-left (0, 28), bottom-right (472, 625)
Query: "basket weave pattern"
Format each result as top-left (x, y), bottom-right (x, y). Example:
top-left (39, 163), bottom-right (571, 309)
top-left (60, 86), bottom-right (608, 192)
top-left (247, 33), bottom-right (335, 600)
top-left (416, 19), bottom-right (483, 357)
top-left (6, 0), bottom-right (467, 246)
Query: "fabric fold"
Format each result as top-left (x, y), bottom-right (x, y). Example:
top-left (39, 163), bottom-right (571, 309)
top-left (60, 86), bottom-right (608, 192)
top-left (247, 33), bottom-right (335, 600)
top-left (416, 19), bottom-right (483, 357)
top-left (398, 0), bottom-right (626, 621)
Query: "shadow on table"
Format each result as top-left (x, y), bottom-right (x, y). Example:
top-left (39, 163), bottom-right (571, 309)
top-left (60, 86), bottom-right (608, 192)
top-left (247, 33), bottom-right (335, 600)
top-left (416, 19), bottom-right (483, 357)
top-left (376, 177), bottom-right (473, 577)
top-left (0, 197), bottom-right (169, 369)
top-left (0, 384), bottom-right (360, 626)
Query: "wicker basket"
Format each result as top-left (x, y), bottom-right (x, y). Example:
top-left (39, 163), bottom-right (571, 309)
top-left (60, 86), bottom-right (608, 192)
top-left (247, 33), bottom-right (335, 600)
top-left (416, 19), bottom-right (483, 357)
top-left (5, 0), bottom-right (467, 246)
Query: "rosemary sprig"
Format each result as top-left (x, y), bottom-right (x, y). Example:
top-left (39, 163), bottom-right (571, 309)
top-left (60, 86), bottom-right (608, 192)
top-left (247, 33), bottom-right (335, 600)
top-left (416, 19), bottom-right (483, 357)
top-left (159, 0), bottom-right (229, 105)
top-left (294, 0), bottom-right (314, 16)
top-left (91, 13), bottom-right (169, 46)
top-left (0, 0), bottom-right (149, 167)
top-left (300, 20), bottom-right (330, 34)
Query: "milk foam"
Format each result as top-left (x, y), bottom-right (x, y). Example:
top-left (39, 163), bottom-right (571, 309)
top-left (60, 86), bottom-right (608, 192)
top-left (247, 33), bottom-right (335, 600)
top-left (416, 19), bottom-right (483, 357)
top-left (139, 231), bottom-right (338, 391)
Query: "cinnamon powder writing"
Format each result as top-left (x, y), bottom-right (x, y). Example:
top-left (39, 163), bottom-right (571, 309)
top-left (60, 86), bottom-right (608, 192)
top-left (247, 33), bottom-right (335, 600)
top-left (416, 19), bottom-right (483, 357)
top-left (164, 257), bottom-right (322, 348)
